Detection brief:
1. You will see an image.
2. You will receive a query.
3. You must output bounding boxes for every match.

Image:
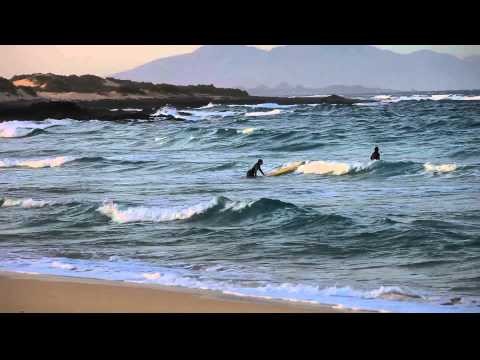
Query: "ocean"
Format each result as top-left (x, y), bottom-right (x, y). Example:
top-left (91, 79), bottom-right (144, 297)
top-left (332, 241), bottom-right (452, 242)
top-left (1, 92), bottom-right (479, 312)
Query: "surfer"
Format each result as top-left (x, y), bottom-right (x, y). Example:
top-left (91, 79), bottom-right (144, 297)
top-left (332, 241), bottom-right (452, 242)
top-left (370, 146), bottom-right (380, 161)
top-left (246, 159), bottom-right (265, 178)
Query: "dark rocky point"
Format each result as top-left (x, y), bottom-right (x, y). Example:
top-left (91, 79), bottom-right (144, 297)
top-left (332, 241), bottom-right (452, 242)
top-left (0, 73), bottom-right (368, 122)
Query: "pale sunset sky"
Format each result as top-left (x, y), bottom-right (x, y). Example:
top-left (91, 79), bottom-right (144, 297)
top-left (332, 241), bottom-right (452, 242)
top-left (0, 45), bottom-right (478, 79)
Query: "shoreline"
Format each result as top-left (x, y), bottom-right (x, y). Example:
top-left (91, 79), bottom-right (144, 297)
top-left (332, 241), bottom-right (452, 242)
top-left (0, 95), bottom-right (365, 122)
top-left (0, 271), bottom-right (367, 313)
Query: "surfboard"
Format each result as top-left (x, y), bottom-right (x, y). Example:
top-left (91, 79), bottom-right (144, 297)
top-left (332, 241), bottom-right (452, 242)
top-left (267, 161), bottom-right (305, 177)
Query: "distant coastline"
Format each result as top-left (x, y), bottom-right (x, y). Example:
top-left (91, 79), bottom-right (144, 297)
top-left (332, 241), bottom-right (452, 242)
top-left (244, 83), bottom-right (400, 97)
top-left (0, 73), bottom-right (363, 121)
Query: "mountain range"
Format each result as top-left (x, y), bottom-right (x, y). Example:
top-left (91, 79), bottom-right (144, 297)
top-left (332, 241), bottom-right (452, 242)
top-left (113, 45), bottom-right (480, 91)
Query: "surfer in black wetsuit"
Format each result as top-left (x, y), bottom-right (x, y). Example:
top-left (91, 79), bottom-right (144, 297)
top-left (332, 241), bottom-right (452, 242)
top-left (246, 159), bottom-right (265, 178)
top-left (370, 146), bottom-right (380, 161)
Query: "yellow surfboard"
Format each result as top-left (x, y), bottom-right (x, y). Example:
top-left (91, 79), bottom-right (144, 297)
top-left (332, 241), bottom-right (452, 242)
top-left (267, 161), bottom-right (305, 177)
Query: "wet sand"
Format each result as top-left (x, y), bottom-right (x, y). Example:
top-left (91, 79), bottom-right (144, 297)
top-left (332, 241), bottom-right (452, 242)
top-left (0, 271), bottom-right (362, 313)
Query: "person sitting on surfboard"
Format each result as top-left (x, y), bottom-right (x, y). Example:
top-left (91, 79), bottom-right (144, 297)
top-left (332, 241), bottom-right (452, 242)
top-left (370, 146), bottom-right (380, 161)
top-left (246, 159), bottom-right (265, 178)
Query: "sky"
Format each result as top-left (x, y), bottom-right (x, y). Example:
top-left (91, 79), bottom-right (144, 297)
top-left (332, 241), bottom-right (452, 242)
top-left (1, 45), bottom-right (478, 79)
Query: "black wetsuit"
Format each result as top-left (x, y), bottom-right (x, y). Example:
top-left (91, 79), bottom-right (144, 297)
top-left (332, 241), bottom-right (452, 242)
top-left (246, 162), bottom-right (264, 178)
top-left (370, 151), bottom-right (380, 160)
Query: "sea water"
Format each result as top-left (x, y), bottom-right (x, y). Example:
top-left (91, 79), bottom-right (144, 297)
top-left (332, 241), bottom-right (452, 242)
top-left (1, 92), bottom-right (479, 312)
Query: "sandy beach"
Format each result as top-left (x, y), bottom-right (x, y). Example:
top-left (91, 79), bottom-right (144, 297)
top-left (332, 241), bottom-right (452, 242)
top-left (0, 271), bottom-right (359, 313)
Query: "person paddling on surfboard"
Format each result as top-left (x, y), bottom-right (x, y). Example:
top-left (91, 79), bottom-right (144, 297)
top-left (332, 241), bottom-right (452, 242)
top-left (246, 159), bottom-right (265, 178)
top-left (370, 146), bottom-right (380, 161)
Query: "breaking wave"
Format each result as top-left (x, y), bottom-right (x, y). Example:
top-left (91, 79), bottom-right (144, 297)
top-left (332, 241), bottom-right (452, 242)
top-left (424, 163), bottom-right (457, 173)
top-left (373, 94), bottom-right (480, 103)
top-left (1, 197), bottom-right (50, 208)
top-left (296, 160), bottom-right (369, 175)
top-left (197, 102), bottom-right (217, 109)
top-left (229, 103), bottom-right (296, 109)
top-left (245, 109), bottom-right (283, 117)
top-left (97, 196), bottom-right (297, 224)
top-left (269, 160), bottom-right (461, 177)
top-left (151, 106), bottom-right (235, 121)
top-left (50, 261), bottom-right (77, 270)
top-left (238, 127), bottom-right (256, 135)
top-left (0, 119), bottom-right (71, 138)
top-left (0, 156), bottom-right (77, 169)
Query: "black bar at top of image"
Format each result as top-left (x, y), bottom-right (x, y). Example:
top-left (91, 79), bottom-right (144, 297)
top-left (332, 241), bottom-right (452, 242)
top-left (0, 4), bottom-right (478, 44)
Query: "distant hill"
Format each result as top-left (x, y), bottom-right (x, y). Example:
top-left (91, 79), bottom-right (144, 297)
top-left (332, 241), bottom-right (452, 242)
top-left (6, 73), bottom-right (248, 102)
top-left (113, 45), bottom-right (480, 91)
top-left (246, 83), bottom-right (399, 96)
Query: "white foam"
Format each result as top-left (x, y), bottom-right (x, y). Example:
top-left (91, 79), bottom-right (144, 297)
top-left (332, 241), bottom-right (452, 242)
top-left (97, 197), bottom-right (259, 224)
top-left (98, 198), bottom-right (219, 224)
top-left (239, 127), bottom-right (256, 135)
top-left (296, 160), bottom-right (370, 176)
top-left (373, 94), bottom-right (480, 103)
top-left (367, 286), bottom-right (422, 301)
top-left (430, 94), bottom-right (451, 101)
top-left (50, 261), bottom-right (76, 270)
top-left (154, 136), bottom-right (168, 144)
top-left (354, 102), bottom-right (382, 106)
top-left (373, 95), bottom-right (392, 100)
top-left (151, 106), bottom-right (234, 121)
top-left (142, 272), bottom-right (162, 280)
top-left (424, 163), bottom-right (457, 173)
top-left (0, 119), bottom-right (71, 138)
top-left (15, 271), bottom-right (40, 275)
top-left (187, 109), bottom-right (236, 119)
top-left (197, 102), bottom-right (216, 109)
top-left (151, 106), bottom-right (185, 119)
top-left (245, 109), bottom-right (283, 117)
top-left (0, 156), bottom-right (76, 169)
top-left (250, 103), bottom-right (295, 109)
top-left (229, 103), bottom-right (295, 109)
top-left (1, 197), bottom-right (49, 208)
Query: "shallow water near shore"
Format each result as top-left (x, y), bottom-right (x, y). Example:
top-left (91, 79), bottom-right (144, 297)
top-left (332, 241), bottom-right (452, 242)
top-left (1, 92), bottom-right (480, 312)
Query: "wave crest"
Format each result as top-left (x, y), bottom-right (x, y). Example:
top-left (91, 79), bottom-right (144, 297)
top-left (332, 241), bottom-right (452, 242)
top-left (239, 127), bottom-right (256, 135)
top-left (197, 102), bottom-right (216, 109)
top-left (296, 160), bottom-right (371, 176)
top-left (1, 197), bottom-right (50, 208)
top-left (269, 160), bottom-right (459, 177)
top-left (373, 94), bottom-right (480, 103)
top-left (97, 196), bottom-right (297, 224)
top-left (97, 198), bottom-right (218, 224)
top-left (151, 106), bottom-right (235, 121)
top-left (0, 156), bottom-right (77, 169)
top-left (245, 109), bottom-right (283, 117)
top-left (0, 119), bottom-right (71, 138)
top-left (424, 163), bottom-right (457, 173)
